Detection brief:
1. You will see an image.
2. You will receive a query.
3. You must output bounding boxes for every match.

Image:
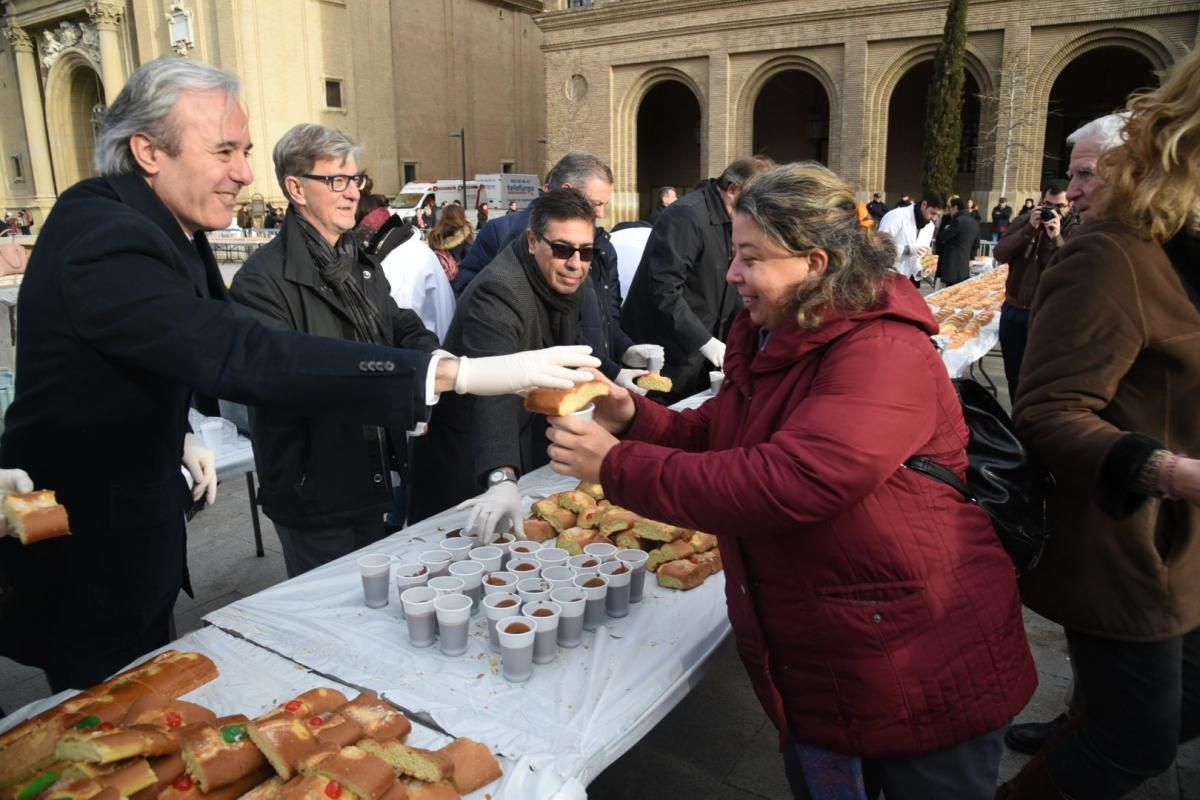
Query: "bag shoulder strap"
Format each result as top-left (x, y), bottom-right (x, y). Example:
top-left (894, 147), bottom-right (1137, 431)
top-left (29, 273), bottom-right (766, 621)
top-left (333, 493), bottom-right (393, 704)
top-left (903, 455), bottom-right (972, 501)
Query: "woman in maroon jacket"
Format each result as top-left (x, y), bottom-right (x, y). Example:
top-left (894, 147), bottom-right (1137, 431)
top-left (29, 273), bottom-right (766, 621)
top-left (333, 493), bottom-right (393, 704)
top-left (548, 163), bottom-right (1037, 799)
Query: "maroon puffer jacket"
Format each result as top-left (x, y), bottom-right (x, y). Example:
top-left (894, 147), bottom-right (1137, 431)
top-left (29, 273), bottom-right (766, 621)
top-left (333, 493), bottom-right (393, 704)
top-left (601, 275), bottom-right (1036, 758)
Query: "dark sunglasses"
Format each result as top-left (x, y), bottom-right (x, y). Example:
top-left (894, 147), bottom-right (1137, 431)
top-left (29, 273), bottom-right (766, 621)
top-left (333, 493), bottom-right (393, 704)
top-left (300, 173), bottom-right (369, 192)
top-left (539, 235), bottom-right (594, 262)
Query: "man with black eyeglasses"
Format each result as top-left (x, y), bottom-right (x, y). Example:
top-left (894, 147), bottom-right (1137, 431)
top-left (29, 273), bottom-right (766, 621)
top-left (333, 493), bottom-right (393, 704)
top-left (230, 124), bottom-right (441, 576)
top-left (408, 188), bottom-right (600, 538)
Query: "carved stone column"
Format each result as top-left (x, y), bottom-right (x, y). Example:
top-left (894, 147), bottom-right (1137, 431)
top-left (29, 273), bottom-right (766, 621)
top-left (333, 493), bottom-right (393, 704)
top-left (86, 2), bottom-right (125, 104)
top-left (3, 24), bottom-right (57, 198)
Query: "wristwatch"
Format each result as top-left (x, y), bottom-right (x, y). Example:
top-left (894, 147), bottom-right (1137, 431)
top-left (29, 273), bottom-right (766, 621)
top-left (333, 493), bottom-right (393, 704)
top-left (486, 467), bottom-right (518, 487)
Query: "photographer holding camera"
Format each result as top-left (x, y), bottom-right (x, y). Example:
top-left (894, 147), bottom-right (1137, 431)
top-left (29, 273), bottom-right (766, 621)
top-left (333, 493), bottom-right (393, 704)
top-left (995, 179), bottom-right (1075, 398)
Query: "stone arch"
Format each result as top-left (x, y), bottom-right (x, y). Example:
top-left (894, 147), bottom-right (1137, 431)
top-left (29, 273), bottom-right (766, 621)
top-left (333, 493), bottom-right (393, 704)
top-left (734, 56), bottom-right (840, 170)
top-left (45, 49), bottom-right (105, 190)
top-left (614, 67), bottom-right (707, 223)
top-left (865, 43), bottom-right (995, 194)
top-left (1015, 26), bottom-right (1177, 192)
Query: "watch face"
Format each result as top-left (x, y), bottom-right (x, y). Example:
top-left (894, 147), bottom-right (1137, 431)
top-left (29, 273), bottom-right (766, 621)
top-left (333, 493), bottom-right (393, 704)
top-left (488, 470), bottom-right (505, 483)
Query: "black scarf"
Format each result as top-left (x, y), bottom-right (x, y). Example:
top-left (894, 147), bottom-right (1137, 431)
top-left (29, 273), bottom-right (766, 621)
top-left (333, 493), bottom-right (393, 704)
top-left (291, 211), bottom-right (389, 345)
top-left (513, 238), bottom-right (584, 348)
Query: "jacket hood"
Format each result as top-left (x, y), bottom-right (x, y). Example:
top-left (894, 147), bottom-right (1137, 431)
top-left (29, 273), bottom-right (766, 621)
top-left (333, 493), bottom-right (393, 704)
top-left (725, 273), bottom-right (938, 380)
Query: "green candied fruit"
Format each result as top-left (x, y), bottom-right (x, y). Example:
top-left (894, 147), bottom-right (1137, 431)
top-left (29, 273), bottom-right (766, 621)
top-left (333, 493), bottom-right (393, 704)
top-left (75, 715), bottom-right (101, 729)
top-left (17, 771), bottom-right (61, 800)
top-left (221, 723), bottom-right (248, 743)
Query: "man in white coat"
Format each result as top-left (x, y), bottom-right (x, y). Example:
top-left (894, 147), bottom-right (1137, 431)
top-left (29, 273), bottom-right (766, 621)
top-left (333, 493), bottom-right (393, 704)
top-left (878, 190), bottom-right (944, 287)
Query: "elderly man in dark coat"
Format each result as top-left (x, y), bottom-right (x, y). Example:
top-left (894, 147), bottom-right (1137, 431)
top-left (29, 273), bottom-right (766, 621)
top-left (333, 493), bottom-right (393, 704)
top-left (0, 57), bottom-right (597, 691)
top-left (409, 189), bottom-right (598, 539)
top-left (935, 195), bottom-right (981, 287)
top-left (230, 124), bottom-right (439, 578)
top-left (621, 156), bottom-right (773, 404)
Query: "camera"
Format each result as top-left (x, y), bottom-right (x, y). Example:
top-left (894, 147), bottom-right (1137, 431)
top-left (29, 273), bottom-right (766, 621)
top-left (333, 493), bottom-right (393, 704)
top-left (1039, 204), bottom-right (1058, 222)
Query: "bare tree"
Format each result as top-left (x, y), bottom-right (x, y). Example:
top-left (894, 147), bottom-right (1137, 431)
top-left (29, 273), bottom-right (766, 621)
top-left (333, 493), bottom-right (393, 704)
top-left (973, 50), bottom-right (1046, 198)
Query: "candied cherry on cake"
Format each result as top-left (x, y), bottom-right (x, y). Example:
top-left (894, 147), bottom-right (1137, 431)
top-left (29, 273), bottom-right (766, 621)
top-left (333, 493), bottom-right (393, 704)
top-left (165, 711), bottom-right (184, 728)
top-left (285, 699), bottom-right (303, 713)
top-left (173, 775), bottom-right (193, 792)
top-left (324, 780), bottom-right (342, 799)
top-left (308, 716), bottom-right (325, 727)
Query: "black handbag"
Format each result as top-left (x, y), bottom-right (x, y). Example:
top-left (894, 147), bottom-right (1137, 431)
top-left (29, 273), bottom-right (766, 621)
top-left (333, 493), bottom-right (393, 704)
top-left (904, 378), bottom-right (1054, 574)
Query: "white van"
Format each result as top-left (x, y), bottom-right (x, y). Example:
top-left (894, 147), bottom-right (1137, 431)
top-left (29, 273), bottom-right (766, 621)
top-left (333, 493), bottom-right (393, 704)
top-left (389, 181), bottom-right (491, 225)
top-left (474, 174), bottom-right (540, 212)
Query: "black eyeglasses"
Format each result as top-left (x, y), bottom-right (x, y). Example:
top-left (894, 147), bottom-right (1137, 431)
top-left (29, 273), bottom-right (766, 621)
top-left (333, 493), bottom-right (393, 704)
top-left (539, 235), bottom-right (594, 262)
top-left (300, 173), bottom-right (369, 192)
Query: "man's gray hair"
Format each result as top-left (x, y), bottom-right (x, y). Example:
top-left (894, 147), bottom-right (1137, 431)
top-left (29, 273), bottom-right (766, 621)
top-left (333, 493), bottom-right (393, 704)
top-left (1066, 112), bottom-right (1129, 153)
top-left (273, 124), bottom-right (363, 200)
top-left (94, 56), bottom-right (241, 176)
top-left (544, 151), bottom-right (613, 190)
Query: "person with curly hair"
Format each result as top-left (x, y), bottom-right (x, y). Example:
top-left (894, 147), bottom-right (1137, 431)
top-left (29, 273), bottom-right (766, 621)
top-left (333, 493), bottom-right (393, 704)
top-left (425, 203), bottom-right (474, 284)
top-left (1000, 47), bottom-right (1200, 800)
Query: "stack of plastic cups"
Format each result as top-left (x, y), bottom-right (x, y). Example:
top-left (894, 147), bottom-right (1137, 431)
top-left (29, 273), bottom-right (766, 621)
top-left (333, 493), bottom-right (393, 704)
top-left (449, 561), bottom-right (485, 614)
top-left (549, 587), bottom-right (586, 647)
top-left (483, 592), bottom-right (522, 653)
top-left (523, 601), bottom-right (562, 665)
top-left (394, 562), bottom-right (430, 618)
top-left (599, 560), bottom-right (632, 618)
top-left (616, 549), bottom-right (650, 603)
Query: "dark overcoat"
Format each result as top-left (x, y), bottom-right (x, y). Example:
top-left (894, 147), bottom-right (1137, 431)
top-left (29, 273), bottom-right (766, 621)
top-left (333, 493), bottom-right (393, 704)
top-left (621, 179), bottom-right (740, 402)
top-left (0, 175), bottom-right (432, 687)
top-left (229, 211), bottom-right (439, 529)
top-left (408, 238), bottom-right (581, 522)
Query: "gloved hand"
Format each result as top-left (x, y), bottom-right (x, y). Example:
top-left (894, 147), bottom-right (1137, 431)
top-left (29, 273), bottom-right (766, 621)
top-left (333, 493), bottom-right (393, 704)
top-left (0, 468), bottom-right (34, 539)
top-left (454, 346), bottom-right (600, 396)
top-left (621, 343), bottom-right (665, 369)
top-left (699, 337), bottom-right (726, 369)
top-left (615, 368), bottom-right (649, 396)
top-left (182, 433), bottom-right (217, 506)
top-left (455, 481), bottom-right (525, 544)
top-left (906, 244), bottom-right (931, 259)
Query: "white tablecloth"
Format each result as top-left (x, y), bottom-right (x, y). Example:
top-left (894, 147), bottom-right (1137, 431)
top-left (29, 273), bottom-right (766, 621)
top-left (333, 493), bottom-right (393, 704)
top-left (203, 392), bottom-right (730, 797)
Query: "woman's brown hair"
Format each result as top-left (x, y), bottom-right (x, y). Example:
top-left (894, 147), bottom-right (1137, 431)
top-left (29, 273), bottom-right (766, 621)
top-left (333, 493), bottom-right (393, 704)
top-left (734, 162), bottom-right (897, 330)
top-left (426, 204), bottom-right (474, 251)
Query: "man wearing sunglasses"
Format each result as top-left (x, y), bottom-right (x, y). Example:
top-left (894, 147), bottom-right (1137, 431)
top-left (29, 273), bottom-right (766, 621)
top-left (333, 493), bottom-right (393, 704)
top-left (229, 124), bottom-right (441, 577)
top-left (409, 188), bottom-right (600, 540)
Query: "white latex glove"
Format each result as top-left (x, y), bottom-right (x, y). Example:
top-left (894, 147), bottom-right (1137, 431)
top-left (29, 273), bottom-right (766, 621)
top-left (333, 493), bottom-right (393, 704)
top-left (905, 244), bottom-right (931, 259)
top-left (621, 343), bottom-right (665, 369)
top-left (182, 433), bottom-right (217, 506)
top-left (453, 346), bottom-right (600, 396)
top-left (615, 368), bottom-right (649, 396)
top-left (699, 337), bottom-right (726, 369)
top-left (455, 481), bottom-right (525, 544)
top-left (0, 468), bottom-right (35, 539)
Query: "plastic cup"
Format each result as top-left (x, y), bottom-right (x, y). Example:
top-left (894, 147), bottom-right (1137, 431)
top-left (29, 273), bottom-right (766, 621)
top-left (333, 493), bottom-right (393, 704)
top-left (516, 577), bottom-right (552, 606)
top-left (570, 404), bottom-right (595, 423)
top-left (509, 541), bottom-right (542, 559)
top-left (535, 546), bottom-right (570, 570)
top-left (524, 601), bottom-right (562, 665)
top-left (617, 549), bottom-right (650, 603)
top-left (449, 561), bottom-right (485, 614)
top-left (493, 534), bottom-right (516, 569)
top-left (508, 557), bottom-right (541, 578)
top-left (394, 562), bottom-right (430, 618)
top-left (469, 545), bottom-right (503, 574)
top-left (401, 586), bottom-right (438, 648)
top-left (568, 554), bottom-right (601, 576)
top-left (710, 370), bottom-right (724, 395)
top-left (439, 536), bottom-right (475, 562)
top-left (482, 571), bottom-right (519, 597)
top-left (428, 575), bottom-right (466, 597)
top-left (357, 554), bottom-right (393, 609)
top-left (497, 616), bottom-right (537, 683)
top-left (434, 593), bottom-right (472, 656)
top-left (583, 542), bottom-right (618, 563)
top-left (573, 573), bottom-right (609, 631)
top-left (540, 565), bottom-right (577, 592)
top-left (550, 587), bottom-right (586, 648)
top-left (599, 560), bottom-right (632, 618)
top-left (418, 549), bottom-right (453, 578)
top-left (483, 592), bottom-right (522, 653)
